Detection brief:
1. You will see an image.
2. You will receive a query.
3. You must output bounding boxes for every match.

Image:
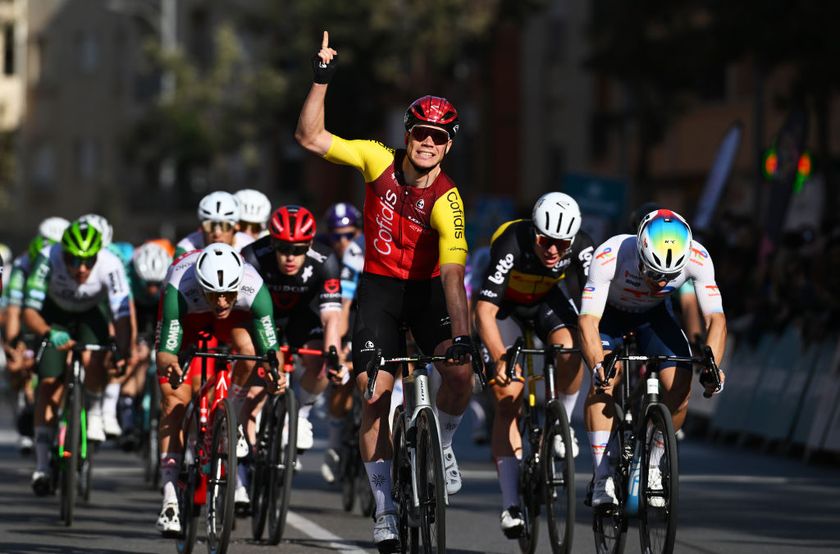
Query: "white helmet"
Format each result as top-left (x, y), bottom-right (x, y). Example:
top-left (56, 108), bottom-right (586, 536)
top-left (234, 189), bottom-right (271, 224)
top-left (195, 242), bottom-right (244, 293)
top-left (39, 217), bottom-right (70, 243)
top-left (78, 213), bottom-right (114, 247)
top-left (637, 209), bottom-right (693, 276)
top-left (198, 191), bottom-right (240, 223)
top-left (133, 242), bottom-right (173, 283)
top-left (532, 192), bottom-right (582, 240)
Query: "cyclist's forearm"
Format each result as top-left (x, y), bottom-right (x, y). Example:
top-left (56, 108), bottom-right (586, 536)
top-left (22, 307), bottom-right (50, 337)
top-left (579, 314), bottom-right (604, 370)
top-left (705, 312), bottom-right (727, 366)
top-left (156, 350), bottom-right (178, 372)
top-left (5, 305), bottom-right (21, 342)
top-left (475, 300), bottom-right (506, 361)
top-left (440, 263), bottom-right (470, 338)
top-left (295, 83), bottom-right (332, 155)
top-left (321, 309), bottom-right (342, 352)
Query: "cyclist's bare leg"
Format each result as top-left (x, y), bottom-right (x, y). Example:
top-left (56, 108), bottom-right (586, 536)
top-left (355, 371), bottom-right (395, 461)
top-left (158, 381), bottom-right (192, 456)
top-left (584, 355), bottom-right (622, 480)
top-left (300, 338), bottom-right (329, 397)
top-left (432, 339), bottom-right (473, 416)
top-left (243, 386), bottom-right (266, 445)
top-left (548, 326), bottom-right (583, 417)
top-left (491, 363), bottom-right (524, 510)
top-left (657, 365), bottom-right (692, 431)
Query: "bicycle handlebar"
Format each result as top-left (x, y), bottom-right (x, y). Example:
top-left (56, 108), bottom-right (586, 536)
top-left (602, 346), bottom-right (721, 397)
top-left (170, 348), bottom-right (281, 390)
top-left (36, 336), bottom-right (122, 371)
top-left (501, 337), bottom-right (580, 384)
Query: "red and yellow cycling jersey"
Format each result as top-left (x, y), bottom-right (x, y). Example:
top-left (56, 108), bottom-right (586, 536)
top-left (324, 136), bottom-right (468, 280)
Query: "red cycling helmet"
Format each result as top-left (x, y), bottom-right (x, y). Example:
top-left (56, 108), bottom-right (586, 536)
top-left (269, 205), bottom-right (316, 242)
top-left (404, 95), bottom-right (460, 139)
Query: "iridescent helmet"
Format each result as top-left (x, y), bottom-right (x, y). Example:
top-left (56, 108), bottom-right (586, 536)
top-left (637, 209), bottom-right (692, 277)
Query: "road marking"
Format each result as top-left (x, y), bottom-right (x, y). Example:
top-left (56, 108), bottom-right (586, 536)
top-left (286, 511), bottom-right (368, 554)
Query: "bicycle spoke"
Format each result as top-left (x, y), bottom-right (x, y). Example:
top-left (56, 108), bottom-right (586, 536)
top-left (639, 404), bottom-right (679, 554)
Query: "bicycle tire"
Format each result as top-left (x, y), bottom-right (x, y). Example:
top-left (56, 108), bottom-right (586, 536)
top-left (250, 395), bottom-right (274, 540)
top-left (517, 413), bottom-right (540, 554)
top-left (267, 388), bottom-right (297, 545)
top-left (542, 401), bottom-right (575, 554)
top-left (145, 377), bottom-right (161, 489)
top-left (391, 406), bottom-right (418, 554)
top-left (60, 382), bottom-right (81, 526)
top-left (175, 411), bottom-right (199, 554)
top-left (416, 407), bottom-right (446, 554)
top-left (593, 503), bottom-right (627, 554)
top-left (639, 403), bottom-right (679, 554)
top-left (206, 398), bottom-right (237, 554)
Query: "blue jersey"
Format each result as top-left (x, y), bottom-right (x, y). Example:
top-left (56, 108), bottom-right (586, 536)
top-left (340, 234), bottom-right (365, 301)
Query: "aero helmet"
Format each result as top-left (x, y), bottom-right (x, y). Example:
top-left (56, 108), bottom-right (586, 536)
top-left (532, 192), bottom-right (582, 240)
top-left (324, 202), bottom-right (362, 231)
top-left (38, 217), bottom-right (70, 243)
top-left (195, 243), bottom-right (244, 293)
top-left (404, 95), bottom-right (460, 139)
top-left (62, 220), bottom-right (103, 258)
top-left (269, 206), bottom-right (316, 242)
top-left (133, 241), bottom-right (173, 283)
top-left (78, 214), bottom-right (113, 247)
top-left (637, 209), bottom-right (693, 276)
top-left (198, 191), bottom-right (240, 223)
top-left (234, 189), bottom-right (272, 225)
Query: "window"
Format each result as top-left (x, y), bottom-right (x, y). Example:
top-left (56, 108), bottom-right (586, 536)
top-left (75, 138), bottom-right (100, 181)
top-left (32, 144), bottom-right (55, 190)
top-left (77, 30), bottom-right (99, 74)
top-left (3, 23), bottom-right (13, 76)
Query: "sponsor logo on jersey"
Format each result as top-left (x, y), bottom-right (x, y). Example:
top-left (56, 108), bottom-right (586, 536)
top-left (373, 189), bottom-right (399, 256)
top-left (705, 284), bottom-right (721, 297)
top-left (446, 190), bottom-right (465, 240)
top-left (596, 247), bottom-right (616, 265)
top-left (487, 253), bottom-right (515, 285)
top-left (416, 199), bottom-right (425, 211)
top-left (301, 265), bottom-right (314, 283)
top-left (324, 278), bottom-right (340, 295)
top-left (241, 285), bottom-right (255, 295)
top-left (307, 249), bottom-right (327, 263)
top-left (259, 315), bottom-right (278, 346)
top-left (690, 246), bottom-right (708, 266)
top-left (165, 320), bottom-right (181, 352)
top-left (479, 289), bottom-right (498, 299)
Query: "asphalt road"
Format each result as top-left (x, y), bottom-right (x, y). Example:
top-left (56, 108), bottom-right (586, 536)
top-left (1, 403), bottom-right (839, 554)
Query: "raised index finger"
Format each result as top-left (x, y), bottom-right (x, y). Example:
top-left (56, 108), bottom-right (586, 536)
top-left (321, 30), bottom-right (329, 50)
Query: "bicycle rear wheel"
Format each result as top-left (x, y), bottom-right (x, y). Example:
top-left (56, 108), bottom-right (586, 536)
top-left (206, 398), bottom-right (237, 554)
top-left (593, 500), bottom-right (627, 554)
top-left (250, 396), bottom-right (273, 540)
top-left (176, 412), bottom-right (199, 553)
top-left (542, 401), bottom-right (575, 554)
top-left (416, 407), bottom-right (446, 553)
top-left (267, 388), bottom-right (297, 545)
top-left (60, 383), bottom-right (81, 526)
top-left (639, 403), bottom-right (679, 554)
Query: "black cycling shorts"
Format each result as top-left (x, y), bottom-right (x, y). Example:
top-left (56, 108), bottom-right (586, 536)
top-left (277, 307), bottom-right (324, 349)
top-left (497, 284), bottom-right (579, 343)
top-left (352, 273), bottom-right (451, 377)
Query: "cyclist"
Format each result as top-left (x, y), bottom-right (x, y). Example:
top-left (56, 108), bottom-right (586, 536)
top-left (296, 32), bottom-right (474, 550)
top-left (475, 192), bottom-right (594, 537)
top-left (318, 201), bottom-right (363, 483)
top-left (154, 242), bottom-right (280, 536)
top-left (23, 220), bottom-right (133, 495)
top-left (3, 217), bottom-right (69, 454)
top-left (579, 209), bottom-right (727, 508)
top-left (235, 188), bottom-right (272, 239)
top-left (174, 190), bottom-right (255, 258)
top-left (117, 241), bottom-right (173, 447)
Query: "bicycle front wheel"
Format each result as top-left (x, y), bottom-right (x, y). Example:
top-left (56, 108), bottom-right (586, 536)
top-left (250, 395), bottom-right (273, 540)
top-left (176, 411), bottom-right (200, 553)
top-left (542, 401), bottom-right (575, 554)
top-left (391, 406), bottom-right (418, 554)
top-left (206, 398), bottom-right (237, 554)
top-left (60, 383), bottom-right (81, 526)
top-left (267, 388), bottom-right (297, 545)
top-left (416, 407), bottom-right (446, 554)
top-left (639, 403), bottom-right (679, 554)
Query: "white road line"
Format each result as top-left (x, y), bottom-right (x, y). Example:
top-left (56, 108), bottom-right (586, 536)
top-left (286, 511), bottom-right (368, 554)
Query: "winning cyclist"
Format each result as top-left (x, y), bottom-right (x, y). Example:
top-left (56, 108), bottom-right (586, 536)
top-left (154, 242), bottom-right (280, 536)
top-left (23, 220), bottom-right (133, 495)
top-left (296, 31), bottom-right (474, 550)
top-left (174, 191), bottom-right (255, 258)
top-left (579, 209), bottom-right (726, 508)
top-left (235, 188), bottom-right (272, 239)
top-left (475, 192), bottom-right (594, 537)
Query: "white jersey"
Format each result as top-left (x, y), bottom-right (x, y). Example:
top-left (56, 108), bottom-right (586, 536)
top-left (176, 230), bottom-right (255, 255)
top-left (25, 244), bottom-right (131, 319)
top-left (165, 250), bottom-right (266, 315)
top-left (580, 234), bottom-right (723, 317)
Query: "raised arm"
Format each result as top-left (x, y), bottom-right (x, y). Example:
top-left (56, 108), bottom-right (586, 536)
top-left (295, 31), bottom-right (336, 156)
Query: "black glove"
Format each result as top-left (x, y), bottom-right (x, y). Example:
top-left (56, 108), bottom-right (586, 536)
top-left (445, 335), bottom-right (473, 365)
top-left (312, 53), bottom-right (338, 84)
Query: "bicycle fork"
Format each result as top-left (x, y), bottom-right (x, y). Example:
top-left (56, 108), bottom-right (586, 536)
top-left (406, 370), bottom-right (449, 512)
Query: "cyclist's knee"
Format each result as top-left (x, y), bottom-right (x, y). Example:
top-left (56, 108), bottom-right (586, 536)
top-left (441, 364), bottom-right (473, 395)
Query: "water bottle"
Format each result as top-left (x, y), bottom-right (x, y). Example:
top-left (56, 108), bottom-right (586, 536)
top-left (626, 441), bottom-right (642, 515)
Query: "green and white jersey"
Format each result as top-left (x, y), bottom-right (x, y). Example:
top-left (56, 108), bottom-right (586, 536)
top-left (3, 253), bottom-right (33, 308)
top-left (157, 250), bottom-right (278, 355)
top-left (24, 243), bottom-right (131, 319)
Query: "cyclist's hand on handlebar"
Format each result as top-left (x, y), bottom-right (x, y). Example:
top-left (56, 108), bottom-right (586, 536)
top-left (265, 368), bottom-right (287, 395)
top-left (312, 30), bottom-right (338, 84)
top-left (49, 329), bottom-right (75, 351)
top-left (445, 335), bottom-right (473, 365)
top-left (328, 363), bottom-right (350, 385)
top-left (489, 357), bottom-right (515, 387)
top-left (159, 361), bottom-right (183, 387)
top-left (701, 367), bottom-right (725, 397)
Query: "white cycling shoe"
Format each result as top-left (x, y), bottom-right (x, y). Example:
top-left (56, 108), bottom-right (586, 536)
top-left (646, 467), bottom-right (665, 508)
top-left (553, 427), bottom-right (580, 459)
top-left (373, 512), bottom-right (400, 551)
top-left (592, 475), bottom-right (618, 508)
top-left (442, 445), bottom-right (462, 496)
top-left (500, 506), bottom-right (525, 539)
top-left (156, 499), bottom-right (181, 537)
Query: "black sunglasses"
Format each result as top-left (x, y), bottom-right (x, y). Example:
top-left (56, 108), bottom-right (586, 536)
top-left (329, 231), bottom-right (356, 243)
top-left (410, 126), bottom-right (450, 145)
top-left (64, 253), bottom-right (97, 269)
top-left (274, 241), bottom-right (310, 256)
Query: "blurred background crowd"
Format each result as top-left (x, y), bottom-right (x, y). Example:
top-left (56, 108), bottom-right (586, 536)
top-left (0, 0), bottom-right (838, 338)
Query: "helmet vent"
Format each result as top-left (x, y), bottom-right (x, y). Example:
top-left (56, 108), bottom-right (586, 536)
top-left (652, 252), bottom-right (662, 266)
top-left (675, 254), bottom-right (684, 267)
top-left (216, 270), bottom-right (224, 287)
top-left (555, 212), bottom-right (564, 234)
top-left (566, 217), bottom-right (577, 234)
top-left (666, 249), bottom-right (673, 267)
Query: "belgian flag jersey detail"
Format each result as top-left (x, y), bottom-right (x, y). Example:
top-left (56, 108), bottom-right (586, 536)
top-left (324, 136), bottom-right (468, 280)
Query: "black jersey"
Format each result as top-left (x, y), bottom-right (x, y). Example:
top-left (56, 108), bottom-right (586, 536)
top-left (477, 219), bottom-right (594, 309)
top-left (241, 237), bottom-right (342, 316)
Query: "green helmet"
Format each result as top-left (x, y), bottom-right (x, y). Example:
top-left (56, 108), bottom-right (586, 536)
top-left (62, 221), bottom-right (103, 258)
top-left (28, 235), bottom-right (55, 261)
